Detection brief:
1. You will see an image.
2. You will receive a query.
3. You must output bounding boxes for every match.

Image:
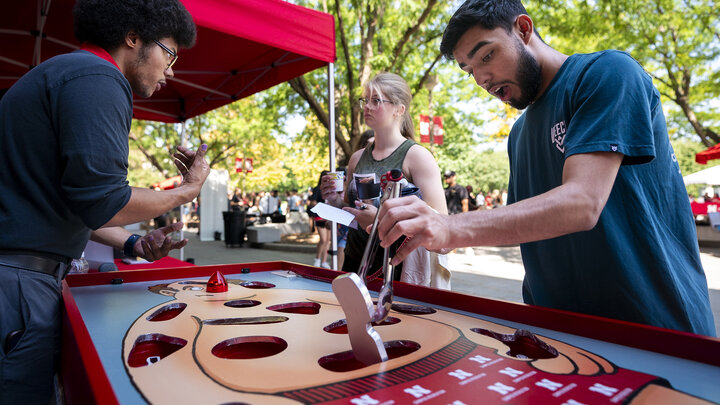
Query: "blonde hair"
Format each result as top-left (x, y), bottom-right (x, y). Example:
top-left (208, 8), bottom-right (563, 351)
top-left (366, 72), bottom-right (415, 141)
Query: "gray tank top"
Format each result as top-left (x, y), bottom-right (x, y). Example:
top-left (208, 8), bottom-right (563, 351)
top-left (347, 139), bottom-right (415, 203)
top-left (344, 139), bottom-right (416, 269)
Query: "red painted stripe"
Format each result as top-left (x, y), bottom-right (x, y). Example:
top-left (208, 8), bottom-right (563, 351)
top-left (61, 282), bottom-right (119, 404)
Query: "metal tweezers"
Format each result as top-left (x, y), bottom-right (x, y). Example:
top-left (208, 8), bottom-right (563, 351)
top-left (356, 180), bottom-right (402, 323)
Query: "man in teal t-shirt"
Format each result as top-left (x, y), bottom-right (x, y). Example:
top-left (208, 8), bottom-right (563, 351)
top-left (506, 49), bottom-right (713, 333)
top-left (375, 0), bottom-right (715, 336)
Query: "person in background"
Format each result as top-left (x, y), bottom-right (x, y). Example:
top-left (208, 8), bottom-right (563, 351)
top-left (286, 189), bottom-right (302, 223)
top-left (0, 1), bottom-right (208, 402)
top-left (475, 188), bottom-right (486, 210)
top-left (309, 171), bottom-right (331, 268)
top-left (337, 220), bottom-right (350, 270)
top-left (375, 0), bottom-right (714, 336)
top-left (230, 188), bottom-right (243, 211)
top-left (466, 185), bottom-right (479, 211)
top-left (444, 170), bottom-right (469, 214)
top-left (258, 190), bottom-right (280, 216)
top-left (485, 191), bottom-right (495, 209)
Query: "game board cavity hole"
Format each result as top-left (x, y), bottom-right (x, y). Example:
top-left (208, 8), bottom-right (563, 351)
top-left (266, 302), bottom-right (321, 315)
top-left (471, 328), bottom-right (559, 360)
top-left (212, 336), bottom-right (288, 359)
top-left (127, 333), bottom-right (188, 367)
top-left (224, 299), bottom-right (262, 308)
top-left (318, 340), bottom-right (421, 372)
top-left (240, 281), bottom-right (275, 289)
top-left (391, 303), bottom-right (436, 315)
top-left (323, 317), bottom-right (401, 334)
top-left (203, 316), bottom-right (289, 325)
top-left (146, 303), bottom-right (187, 322)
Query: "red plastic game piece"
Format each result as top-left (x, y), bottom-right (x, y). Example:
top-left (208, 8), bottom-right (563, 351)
top-left (206, 271), bottom-right (228, 293)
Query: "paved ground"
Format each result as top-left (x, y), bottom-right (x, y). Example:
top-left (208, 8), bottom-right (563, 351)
top-left (170, 232), bottom-right (720, 336)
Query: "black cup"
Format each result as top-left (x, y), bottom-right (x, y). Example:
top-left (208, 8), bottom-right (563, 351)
top-left (356, 180), bottom-right (381, 200)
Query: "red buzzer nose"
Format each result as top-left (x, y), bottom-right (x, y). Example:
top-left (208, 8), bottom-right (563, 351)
top-left (207, 271), bottom-right (228, 293)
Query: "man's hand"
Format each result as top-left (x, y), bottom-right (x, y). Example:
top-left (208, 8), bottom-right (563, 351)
top-left (134, 222), bottom-right (188, 261)
top-left (175, 144), bottom-right (210, 195)
top-left (375, 195), bottom-right (453, 265)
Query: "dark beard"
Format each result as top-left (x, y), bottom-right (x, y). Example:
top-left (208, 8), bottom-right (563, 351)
top-left (130, 44), bottom-right (154, 98)
top-left (508, 39), bottom-right (542, 110)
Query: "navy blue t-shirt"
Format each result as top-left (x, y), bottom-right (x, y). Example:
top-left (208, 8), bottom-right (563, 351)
top-left (0, 50), bottom-right (133, 259)
top-left (507, 50), bottom-right (715, 335)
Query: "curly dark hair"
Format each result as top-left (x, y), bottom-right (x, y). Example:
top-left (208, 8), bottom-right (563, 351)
top-left (440, 0), bottom-right (542, 60)
top-left (73, 0), bottom-right (196, 51)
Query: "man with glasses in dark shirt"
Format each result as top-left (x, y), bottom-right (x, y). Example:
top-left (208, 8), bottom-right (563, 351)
top-left (0, 1), bottom-right (209, 402)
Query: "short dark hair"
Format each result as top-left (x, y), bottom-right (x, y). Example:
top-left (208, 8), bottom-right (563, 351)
top-left (440, 0), bottom-right (534, 60)
top-left (73, 0), bottom-right (196, 51)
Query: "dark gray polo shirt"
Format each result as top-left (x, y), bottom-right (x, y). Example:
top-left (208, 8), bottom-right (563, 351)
top-left (0, 50), bottom-right (133, 259)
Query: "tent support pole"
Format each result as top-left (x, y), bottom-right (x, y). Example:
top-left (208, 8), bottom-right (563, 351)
top-left (328, 62), bottom-right (338, 271)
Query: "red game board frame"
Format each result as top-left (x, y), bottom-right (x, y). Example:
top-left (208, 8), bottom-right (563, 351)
top-left (60, 261), bottom-right (720, 404)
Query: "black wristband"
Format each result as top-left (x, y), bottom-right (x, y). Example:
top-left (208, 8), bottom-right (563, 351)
top-left (123, 234), bottom-right (142, 257)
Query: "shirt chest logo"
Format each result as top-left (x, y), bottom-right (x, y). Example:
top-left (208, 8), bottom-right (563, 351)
top-left (550, 120), bottom-right (567, 153)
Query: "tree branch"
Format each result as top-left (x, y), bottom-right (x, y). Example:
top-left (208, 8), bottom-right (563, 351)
top-left (681, 0), bottom-right (720, 42)
top-left (208, 142), bottom-right (237, 168)
top-left (395, 31), bottom-right (443, 74)
top-left (412, 53), bottom-right (444, 96)
top-left (359, 1), bottom-right (385, 86)
top-left (129, 130), bottom-right (168, 176)
top-left (647, 71), bottom-right (671, 91)
top-left (389, 0), bottom-right (438, 70)
top-left (335, 0), bottom-right (355, 94)
top-left (335, 0), bottom-right (361, 152)
top-left (289, 77), bottom-right (329, 128)
top-left (288, 76), bottom-right (352, 157)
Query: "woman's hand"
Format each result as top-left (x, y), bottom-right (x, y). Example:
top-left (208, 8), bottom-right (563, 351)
top-left (320, 174), bottom-right (344, 207)
top-left (343, 200), bottom-right (377, 231)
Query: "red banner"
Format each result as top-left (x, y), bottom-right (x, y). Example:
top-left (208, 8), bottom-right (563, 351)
top-left (691, 201), bottom-right (719, 216)
top-left (235, 157), bottom-right (254, 173)
top-left (418, 115), bottom-right (444, 145)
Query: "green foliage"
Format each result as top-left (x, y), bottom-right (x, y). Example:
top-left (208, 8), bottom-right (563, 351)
top-left (441, 148), bottom-right (510, 194)
top-left (528, 0), bottom-right (720, 144)
top-left (126, 0), bottom-right (720, 197)
top-left (126, 147), bottom-right (165, 188)
top-left (128, 1), bottom-right (518, 192)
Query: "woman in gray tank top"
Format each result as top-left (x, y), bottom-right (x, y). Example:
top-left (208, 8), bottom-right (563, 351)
top-left (320, 73), bottom-right (448, 286)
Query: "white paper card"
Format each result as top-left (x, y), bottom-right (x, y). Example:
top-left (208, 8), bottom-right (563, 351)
top-left (311, 202), bottom-right (356, 226)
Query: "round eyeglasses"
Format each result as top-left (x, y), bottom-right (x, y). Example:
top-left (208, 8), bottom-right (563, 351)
top-left (358, 97), bottom-right (394, 109)
top-left (154, 40), bottom-right (178, 70)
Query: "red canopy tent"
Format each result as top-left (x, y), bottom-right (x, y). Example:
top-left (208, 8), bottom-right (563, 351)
top-left (0, 0), bottom-right (335, 122)
top-left (151, 175), bottom-right (183, 191)
top-left (2, 0), bottom-right (342, 267)
top-left (695, 143), bottom-right (720, 165)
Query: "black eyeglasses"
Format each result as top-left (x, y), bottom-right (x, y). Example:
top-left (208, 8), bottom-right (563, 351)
top-left (154, 40), bottom-right (178, 70)
top-left (358, 97), bottom-right (394, 109)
